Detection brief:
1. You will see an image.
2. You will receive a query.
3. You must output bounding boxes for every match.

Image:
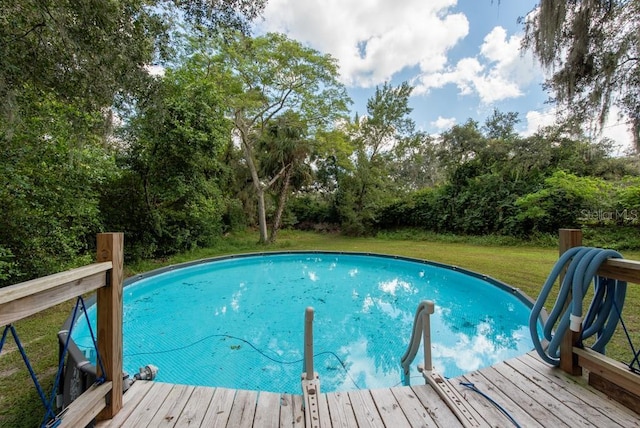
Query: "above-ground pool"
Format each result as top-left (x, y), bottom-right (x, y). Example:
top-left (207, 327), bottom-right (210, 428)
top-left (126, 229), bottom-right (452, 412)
top-left (71, 252), bottom-right (540, 394)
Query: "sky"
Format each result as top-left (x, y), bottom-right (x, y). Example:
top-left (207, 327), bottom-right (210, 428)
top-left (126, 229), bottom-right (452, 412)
top-left (255, 0), bottom-right (634, 153)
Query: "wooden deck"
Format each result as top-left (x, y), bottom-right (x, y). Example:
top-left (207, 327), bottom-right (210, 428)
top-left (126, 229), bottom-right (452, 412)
top-left (95, 351), bottom-right (640, 427)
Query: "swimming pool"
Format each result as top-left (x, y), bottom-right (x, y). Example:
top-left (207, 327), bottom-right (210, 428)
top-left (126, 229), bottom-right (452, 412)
top-left (70, 252), bottom-right (539, 394)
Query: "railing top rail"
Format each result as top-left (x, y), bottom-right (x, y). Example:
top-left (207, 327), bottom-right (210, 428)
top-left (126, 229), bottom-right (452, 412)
top-left (0, 262), bottom-right (112, 306)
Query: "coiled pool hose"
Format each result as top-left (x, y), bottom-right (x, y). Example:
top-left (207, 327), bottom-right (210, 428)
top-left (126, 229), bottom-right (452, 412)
top-left (529, 246), bottom-right (627, 365)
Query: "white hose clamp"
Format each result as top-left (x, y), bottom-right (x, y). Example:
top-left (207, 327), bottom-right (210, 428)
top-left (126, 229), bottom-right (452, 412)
top-left (570, 314), bottom-right (582, 332)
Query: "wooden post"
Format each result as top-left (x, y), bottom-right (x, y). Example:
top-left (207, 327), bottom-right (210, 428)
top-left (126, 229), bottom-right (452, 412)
top-left (95, 233), bottom-right (124, 420)
top-left (558, 229), bottom-right (583, 375)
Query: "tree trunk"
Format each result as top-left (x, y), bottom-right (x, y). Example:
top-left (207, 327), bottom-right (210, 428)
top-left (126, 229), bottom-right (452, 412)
top-left (256, 187), bottom-right (269, 244)
top-left (268, 166), bottom-right (291, 243)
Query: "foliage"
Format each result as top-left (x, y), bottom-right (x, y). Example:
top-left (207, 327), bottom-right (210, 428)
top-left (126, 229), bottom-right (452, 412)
top-left (523, 0), bottom-right (640, 150)
top-left (515, 171), bottom-right (613, 233)
top-left (0, 91), bottom-right (116, 286)
top-left (104, 65), bottom-right (231, 257)
top-left (336, 82), bottom-right (416, 235)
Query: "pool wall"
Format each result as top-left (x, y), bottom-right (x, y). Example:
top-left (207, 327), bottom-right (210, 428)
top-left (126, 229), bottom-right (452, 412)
top-left (58, 251), bottom-right (547, 408)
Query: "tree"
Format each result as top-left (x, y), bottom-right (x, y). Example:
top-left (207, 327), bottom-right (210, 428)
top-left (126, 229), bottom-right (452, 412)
top-left (523, 0), bottom-right (640, 150)
top-left (203, 31), bottom-right (351, 243)
top-left (105, 64), bottom-right (231, 257)
top-left (337, 82), bottom-right (416, 234)
top-left (258, 112), bottom-right (314, 243)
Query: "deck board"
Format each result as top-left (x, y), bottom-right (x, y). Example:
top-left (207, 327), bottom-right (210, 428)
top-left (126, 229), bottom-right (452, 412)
top-left (94, 351), bottom-right (638, 427)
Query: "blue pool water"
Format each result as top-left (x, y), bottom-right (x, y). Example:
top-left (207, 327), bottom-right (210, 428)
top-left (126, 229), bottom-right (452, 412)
top-left (71, 252), bottom-right (538, 394)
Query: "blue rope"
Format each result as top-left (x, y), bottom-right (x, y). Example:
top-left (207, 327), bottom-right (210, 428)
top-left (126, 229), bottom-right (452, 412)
top-left (0, 325), bottom-right (54, 418)
top-left (460, 382), bottom-right (521, 428)
top-left (530, 247), bottom-right (627, 365)
top-left (78, 296), bottom-right (107, 384)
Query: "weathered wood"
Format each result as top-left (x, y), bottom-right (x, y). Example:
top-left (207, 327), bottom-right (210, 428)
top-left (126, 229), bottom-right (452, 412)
top-left (325, 391), bottom-right (357, 427)
top-left (410, 384), bottom-right (462, 428)
top-left (558, 228), bottom-right (584, 376)
top-left (457, 371), bottom-right (545, 428)
top-left (476, 364), bottom-right (570, 427)
top-left (0, 261), bottom-right (112, 305)
top-left (254, 391), bottom-right (282, 427)
top-left (174, 386), bottom-right (216, 427)
top-left (226, 389), bottom-right (258, 427)
top-left (519, 353), bottom-right (640, 427)
top-left (589, 372), bottom-right (640, 416)
top-left (346, 390), bottom-right (385, 428)
top-left (95, 380), bottom-right (154, 427)
top-left (316, 389), bottom-right (331, 428)
top-left (597, 258), bottom-right (640, 284)
top-left (390, 386), bottom-right (439, 427)
top-left (423, 371), bottom-right (482, 427)
top-left (505, 356), bottom-right (624, 427)
top-left (0, 267), bottom-right (110, 325)
top-left (369, 388), bottom-right (411, 427)
top-left (96, 232), bottom-right (124, 420)
top-left (123, 381), bottom-right (173, 427)
top-left (574, 347), bottom-right (640, 398)
top-left (200, 387), bottom-right (235, 427)
top-left (280, 393), bottom-right (304, 428)
top-left (147, 384), bottom-right (194, 427)
top-left (58, 381), bottom-right (112, 428)
top-left (491, 361), bottom-right (593, 427)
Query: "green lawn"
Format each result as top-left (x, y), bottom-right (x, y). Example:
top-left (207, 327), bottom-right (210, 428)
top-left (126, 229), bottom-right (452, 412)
top-left (1, 230), bottom-right (639, 427)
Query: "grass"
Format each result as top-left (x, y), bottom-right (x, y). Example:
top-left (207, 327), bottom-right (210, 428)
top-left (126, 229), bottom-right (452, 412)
top-left (1, 229), bottom-right (639, 427)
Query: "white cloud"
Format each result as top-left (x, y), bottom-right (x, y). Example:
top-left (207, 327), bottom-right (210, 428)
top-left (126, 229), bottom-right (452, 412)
top-left (432, 116), bottom-right (457, 130)
top-left (522, 105), bottom-right (634, 153)
top-left (414, 26), bottom-right (541, 103)
top-left (257, 0), bottom-right (468, 87)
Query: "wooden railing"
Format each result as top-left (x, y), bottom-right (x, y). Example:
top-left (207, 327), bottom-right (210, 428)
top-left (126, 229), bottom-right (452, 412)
top-left (559, 229), bottom-right (640, 413)
top-left (0, 233), bottom-right (124, 427)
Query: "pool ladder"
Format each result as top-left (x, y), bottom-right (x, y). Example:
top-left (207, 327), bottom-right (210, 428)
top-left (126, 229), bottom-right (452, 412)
top-left (401, 300), bottom-right (482, 427)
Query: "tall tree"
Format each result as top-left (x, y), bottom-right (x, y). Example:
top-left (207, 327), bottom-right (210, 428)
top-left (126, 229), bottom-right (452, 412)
top-left (337, 82), bottom-right (415, 234)
top-left (523, 0), bottom-right (640, 150)
top-left (200, 31), bottom-right (350, 243)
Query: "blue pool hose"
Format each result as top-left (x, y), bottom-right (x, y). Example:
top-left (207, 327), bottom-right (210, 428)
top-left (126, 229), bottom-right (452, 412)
top-left (529, 246), bottom-right (627, 365)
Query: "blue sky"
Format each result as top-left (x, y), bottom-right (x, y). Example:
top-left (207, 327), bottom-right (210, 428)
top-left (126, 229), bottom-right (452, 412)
top-left (255, 0), bottom-right (633, 152)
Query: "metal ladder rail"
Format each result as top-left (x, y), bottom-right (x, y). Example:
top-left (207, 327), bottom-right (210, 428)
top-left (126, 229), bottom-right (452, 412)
top-left (400, 300), bottom-right (482, 428)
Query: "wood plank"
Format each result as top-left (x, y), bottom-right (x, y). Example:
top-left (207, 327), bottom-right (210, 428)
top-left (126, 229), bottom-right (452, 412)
top-left (325, 391), bottom-right (357, 427)
top-left (0, 262), bottom-right (111, 305)
top-left (254, 391), bottom-right (282, 427)
top-left (123, 382), bottom-right (174, 427)
top-left (456, 370), bottom-right (545, 428)
top-left (491, 361), bottom-right (596, 426)
top-left (58, 381), bottom-right (111, 428)
top-left (280, 393), bottom-right (304, 428)
top-left (598, 258), bottom-right (640, 284)
top-left (0, 271), bottom-right (108, 325)
top-left (174, 386), bottom-right (216, 427)
top-left (574, 347), bottom-right (640, 397)
top-left (226, 389), bottom-right (258, 427)
top-left (96, 380), bottom-right (154, 427)
top-left (369, 388), bottom-right (411, 427)
top-left (346, 390), bottom-right (385, 428)
top-left (391, 386), bottom-right (440, 427)
top-left (146, 384), bottom-right (195, 427)
top-left (506, 356), bottom-right (627, 427)
top-left (316, 390), bottom-right (331, 428)
top-left (473, 365), bottom-right (569, 427)
top-left (410, 384), bottom-right (463, 428)
top-left (520, 353), bottom-right (640, 427)
top-left (200, 387), bottom-right (236, 427)
top-left (589, 372), bottom-right (640, 415)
